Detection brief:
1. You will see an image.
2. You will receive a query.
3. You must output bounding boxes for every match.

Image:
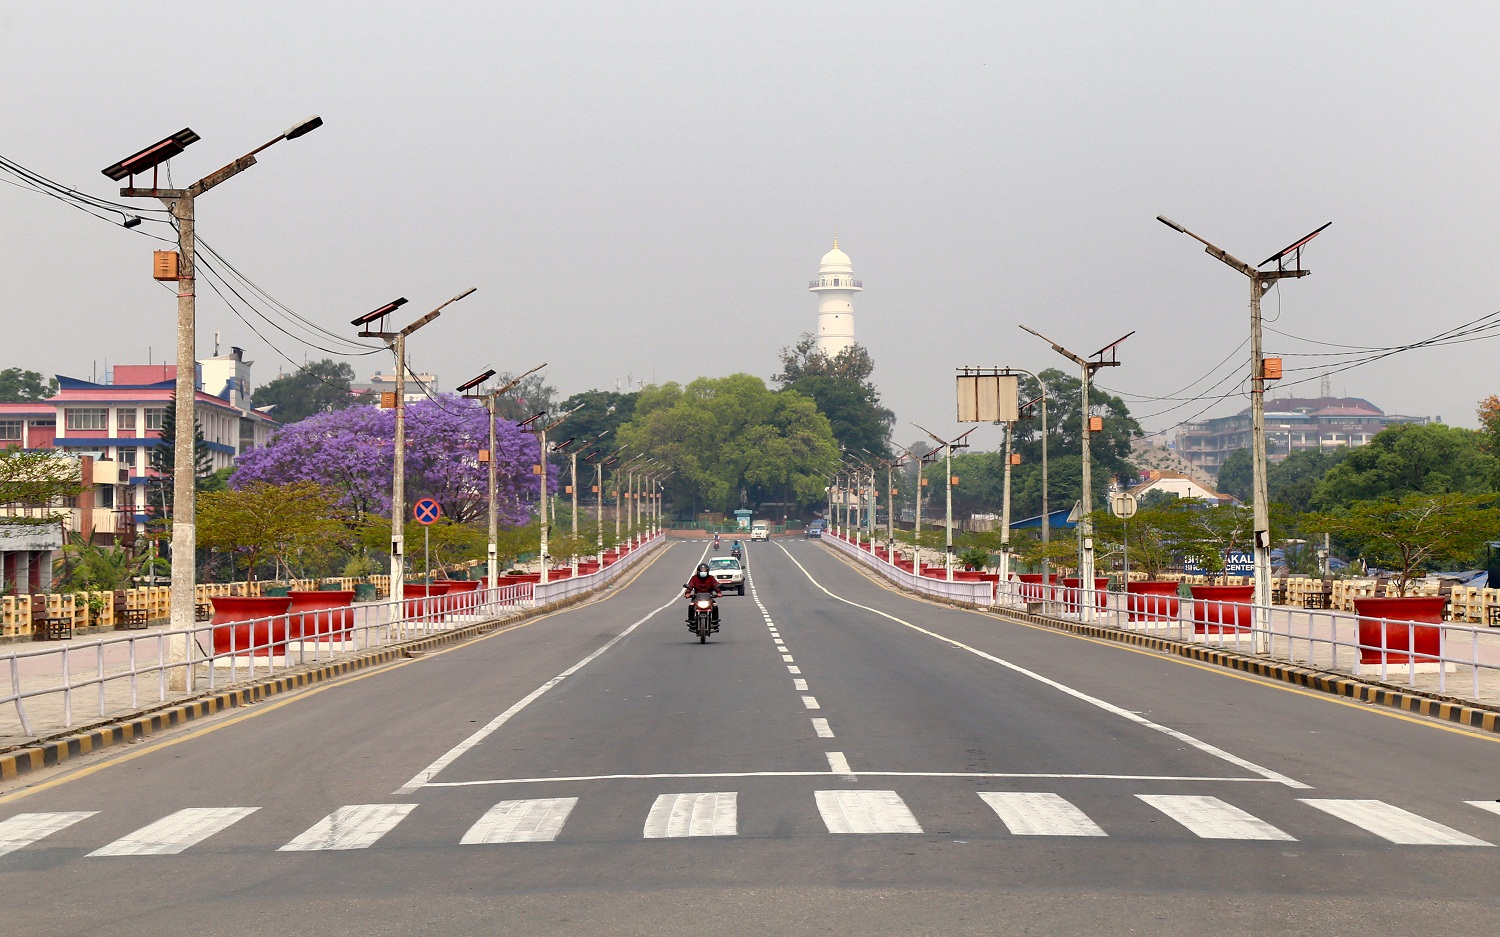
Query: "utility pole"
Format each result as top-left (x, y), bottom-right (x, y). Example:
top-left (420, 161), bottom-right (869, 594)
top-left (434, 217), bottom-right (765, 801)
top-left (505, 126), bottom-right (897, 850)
top-left (357, 288), bottom-right (476, 616)
top-left (1158, 215), bottom-right (1329, 652)
top-left (523, 404), bottom-right (583, 584)
top-left (914, 425), bottom-right (974, 582)
top-left (461, 364), bottom-right (546, 589)
top-left (109, 117), bottom-right (322, 689)
top-left (1018, 328), bottom-right (1130, 621)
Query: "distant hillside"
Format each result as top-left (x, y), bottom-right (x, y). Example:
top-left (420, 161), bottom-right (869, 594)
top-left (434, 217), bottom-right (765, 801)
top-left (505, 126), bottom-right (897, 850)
top-left (1130, 440), bottom-right (1217, 489)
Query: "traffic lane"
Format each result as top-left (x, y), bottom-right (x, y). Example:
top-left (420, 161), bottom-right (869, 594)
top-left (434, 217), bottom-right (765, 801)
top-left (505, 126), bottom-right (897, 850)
top-left (0, 545), bottom-right (687, 823)
top-left (752, 543), bottom-right (1288, 785)
top-left (783, 541), bottom-right (1500, 815)
top-left (428, 579), bottom-right (826, 784)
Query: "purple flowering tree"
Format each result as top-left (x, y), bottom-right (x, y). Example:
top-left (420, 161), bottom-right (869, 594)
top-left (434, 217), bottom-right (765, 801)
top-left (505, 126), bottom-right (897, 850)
top-left (232, 394), bottom-right (549, 526)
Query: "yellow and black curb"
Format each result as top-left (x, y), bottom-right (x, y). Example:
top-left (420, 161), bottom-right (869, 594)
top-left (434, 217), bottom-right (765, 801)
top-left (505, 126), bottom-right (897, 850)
top-left (0, 558), bottom-right (657, 783)
top-left (825, 545), bottom-right (1500, 736)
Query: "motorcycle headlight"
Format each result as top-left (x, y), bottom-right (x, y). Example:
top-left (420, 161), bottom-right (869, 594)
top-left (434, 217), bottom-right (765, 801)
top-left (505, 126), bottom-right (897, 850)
top-left (696, 599), bottom-right (712, 610)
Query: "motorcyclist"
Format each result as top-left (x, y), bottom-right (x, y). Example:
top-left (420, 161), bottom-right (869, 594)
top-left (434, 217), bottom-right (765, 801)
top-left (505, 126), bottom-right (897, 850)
top-left (712, 533), bottom-right (721, 550)
top-left (730, 539), bottom-right (743, 560)
top-left (684, 562), bottom-right (722, 629)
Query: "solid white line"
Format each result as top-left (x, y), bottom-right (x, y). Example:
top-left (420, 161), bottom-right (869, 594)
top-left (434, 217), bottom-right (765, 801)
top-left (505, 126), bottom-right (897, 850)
top-left (0, 812), bottom-right (96, 857)
top-left (419, 770), bottom-right (1273, 787)
top-left (816, 790), bottom-right (923, 834)
top-left (793, 678), bottom-right (809, 691)
top-left (643, 792), bottom-right (738, 838)
top-left (461, 797), bottom-right (578, 844)
top-left (89, 807), bottom-right (259, 856)
top-left (1138, 794), bottom-right (1295, 841)
top-left (802, 695), bottom-right (820, 710)
top-left (812, 717), bottom-right (835, 738)
top-left (776, 543), bottom-right (1310, 790)
top-left (395, 589), bottom-right (683, 794)
top-left (280, 803), bottom-right (417, 851)
top-left (979, 792), bottom-right (1107, 837)
top-left (826, 751), bottom-right (856, 780)
top-left (1301, 799), bottom-right (1493, 846)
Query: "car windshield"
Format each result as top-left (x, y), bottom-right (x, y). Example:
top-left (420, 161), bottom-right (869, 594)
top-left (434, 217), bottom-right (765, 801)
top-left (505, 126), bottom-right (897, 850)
top-left (708, 557), bottom-right (741, 570)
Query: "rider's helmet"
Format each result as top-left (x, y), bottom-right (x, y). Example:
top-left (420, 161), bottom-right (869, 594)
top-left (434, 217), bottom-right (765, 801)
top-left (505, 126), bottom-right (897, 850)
top-left (697, 563), bottom-right (710, 575)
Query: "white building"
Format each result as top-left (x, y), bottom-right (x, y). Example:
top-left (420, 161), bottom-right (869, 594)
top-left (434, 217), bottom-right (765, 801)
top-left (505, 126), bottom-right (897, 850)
top-left (809, 237), bottom-right (861, 357)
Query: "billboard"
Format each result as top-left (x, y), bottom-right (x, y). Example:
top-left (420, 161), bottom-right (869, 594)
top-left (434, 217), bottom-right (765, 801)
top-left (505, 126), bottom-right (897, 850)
top-left (956, 373), bottom-right (1019, 423)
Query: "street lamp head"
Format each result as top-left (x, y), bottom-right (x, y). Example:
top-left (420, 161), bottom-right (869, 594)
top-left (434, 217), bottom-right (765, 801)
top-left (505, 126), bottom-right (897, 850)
top-left (102, 128), bottom-right (200, 181)
top-left (352, 297), bottom-right (408, 326)
top-left (457, 368), bottom-right (496, 393)
top-left (1156, 215), bottom-right (1187, 234)
top-left (121, 214), bottom-right (142, 229)
top-left (283, 115), bottom-right (323, 140)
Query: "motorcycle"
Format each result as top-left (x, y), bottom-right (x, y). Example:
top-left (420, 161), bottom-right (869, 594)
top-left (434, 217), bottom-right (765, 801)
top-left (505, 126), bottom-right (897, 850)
top-left (684, 586), bottom-right (719, 643)
top-left (712, 535), bottom-right (721, 550)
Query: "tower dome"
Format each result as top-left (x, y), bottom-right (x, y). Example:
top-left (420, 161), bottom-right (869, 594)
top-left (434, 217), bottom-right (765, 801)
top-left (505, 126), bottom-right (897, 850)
top-left (808, 235), bottom-right (861, 357)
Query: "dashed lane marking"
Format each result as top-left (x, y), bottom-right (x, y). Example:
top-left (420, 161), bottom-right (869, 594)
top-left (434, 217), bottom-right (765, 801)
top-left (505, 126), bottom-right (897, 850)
top-left (812, 718), bottom-right (835, 738)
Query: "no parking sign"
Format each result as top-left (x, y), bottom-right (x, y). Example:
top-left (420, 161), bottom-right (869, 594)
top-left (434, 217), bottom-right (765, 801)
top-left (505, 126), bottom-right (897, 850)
top-left (413, 498), bottom-right (442, 525)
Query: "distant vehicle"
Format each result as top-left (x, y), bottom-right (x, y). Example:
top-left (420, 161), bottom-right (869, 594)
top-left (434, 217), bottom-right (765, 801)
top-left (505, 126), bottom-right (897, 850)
top-left (750, 523), bottom-right (769, 541)
top-left (805, 525), bottom-right (822, 539)
top-left (707, 555), bottom-right (746, 595)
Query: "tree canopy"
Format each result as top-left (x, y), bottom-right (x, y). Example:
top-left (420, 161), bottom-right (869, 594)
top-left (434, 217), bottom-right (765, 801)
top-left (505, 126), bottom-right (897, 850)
top-left (1309, 422), bottom-right (1496, 510)
top-left (553, 389), bottom-right (638, 452)
top-left (0, 368), bottom-right (56, 403)
top-left (198, 481), bottom-right (349, 581)
top-left (0, 448), bottom-right (81, 524)
top-left (1307, 492), bottom-right (1500, 595)
top-left (773, 334), bottom-right (893, 458)
top-left (615, 374), bottom-right (841, 514)
top-left (249, 359), bottom-right (357, 424)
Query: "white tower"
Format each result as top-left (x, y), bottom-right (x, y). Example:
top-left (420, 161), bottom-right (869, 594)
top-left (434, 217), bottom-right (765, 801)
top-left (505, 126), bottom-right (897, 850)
top-left (810, 236), bottom-right (861, 357)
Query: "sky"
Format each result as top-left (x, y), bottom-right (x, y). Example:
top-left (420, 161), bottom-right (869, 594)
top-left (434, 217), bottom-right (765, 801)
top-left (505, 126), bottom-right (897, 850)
top-left (5, 1), bottom-right (1500, 456)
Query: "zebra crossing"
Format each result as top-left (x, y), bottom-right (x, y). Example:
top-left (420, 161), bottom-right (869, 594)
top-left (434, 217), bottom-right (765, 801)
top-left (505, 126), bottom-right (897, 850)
top-left (2, 792), bottom-right (1496, 859)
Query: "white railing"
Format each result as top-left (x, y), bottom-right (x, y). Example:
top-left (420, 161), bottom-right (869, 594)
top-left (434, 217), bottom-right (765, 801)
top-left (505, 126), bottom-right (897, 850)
top-left (1, 536), bottom-right (665, 743)
top-left (824, 531), bottom-right (1500, 706)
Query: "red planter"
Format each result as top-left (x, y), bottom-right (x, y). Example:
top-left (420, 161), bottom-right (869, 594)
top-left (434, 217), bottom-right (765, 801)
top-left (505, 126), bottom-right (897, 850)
top-left (951, 570), bottom-right (986, 582)
top-left (287, 590), bottom-right (354, 639)
top-left (547, 568), bottom-right (573, 580)
top-left (1063, 577), bottom-right (1109, 611)
top-left (1126, 581), bottom-right (1181, 622)
top-left (576, 562), bottom-right (602, 575)
top-left (439, 580), bottom-right (481, 592)
top-left (1190, 584), bottom-right (1254, 633)
top-left (498, 572), bottom-right (542, 585)
top-left (403, 581), bottom-right (454, 620)
top-left (210, 596), bottom-right (294, 656)
top-left (1352, 596), bottom-right (1445, 666)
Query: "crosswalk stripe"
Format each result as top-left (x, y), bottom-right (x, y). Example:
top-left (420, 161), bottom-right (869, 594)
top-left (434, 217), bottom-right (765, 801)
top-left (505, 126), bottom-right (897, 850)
top-left (1301, 799), bottom-right (1493, 846)
top-left (279, 804), bottom-right (417, 851)
top-left (0, 812), bottom-right (97, 857)
top-left (643, 792), bottom-right (737, 838)
top-left (979, 792), bottom-right (1107, 837)
top-left (89, 808), bottom-right (259, 857)
top-left (461, 798), bottom-right (578, 844)
top-left (816, 790), bottom-right (923, 834)
top-left (1467, 801), bottom-right (1500, 819)
top-left (1138, 795), bottom-right (1295, 841)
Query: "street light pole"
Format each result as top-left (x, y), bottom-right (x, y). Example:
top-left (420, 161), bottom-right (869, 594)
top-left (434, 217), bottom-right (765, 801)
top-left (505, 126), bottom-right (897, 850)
top-left (913, 426), bottom-right (974, 582)
top-left (358, 288), bottom-right (476, 616)
top-left (1019, 327), bottom-right (1130, 621)
top-left (461, 364), bottom-right (546, 589)
top-left (110, 117), bottom-right (322, 688)
top-left (1158, 215), bottom-right (1329, 652)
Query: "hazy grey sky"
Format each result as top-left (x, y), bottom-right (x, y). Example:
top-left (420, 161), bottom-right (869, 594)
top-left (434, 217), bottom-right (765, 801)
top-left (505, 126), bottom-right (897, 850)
top-left (6, 2), bottom-right (1500, 455)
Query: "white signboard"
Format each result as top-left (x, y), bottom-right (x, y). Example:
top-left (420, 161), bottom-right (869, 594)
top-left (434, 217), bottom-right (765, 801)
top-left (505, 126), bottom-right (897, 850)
top-left (956, 373), bottom-right (1020, 423)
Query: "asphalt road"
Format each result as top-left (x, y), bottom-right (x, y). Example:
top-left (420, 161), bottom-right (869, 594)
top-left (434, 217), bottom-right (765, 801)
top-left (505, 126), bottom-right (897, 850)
top-left (3, 537), bottom-right (1500, 936)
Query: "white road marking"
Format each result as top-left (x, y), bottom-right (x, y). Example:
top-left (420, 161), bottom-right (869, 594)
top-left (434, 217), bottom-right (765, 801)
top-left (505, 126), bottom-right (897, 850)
top-left (279, 804), bottom-right (417, 851)
top-left (787, 665), bottom-right (802, 674)
top-left (1301, 799), bottom-right (1493, 846)
top-left (816, 790), bottom-right (923, 834)
top-left (1468, 800), bottom-right (1500, 819)
top-left (396, 589), bottom-right (683, 793)
top-left (1138, 794), bottom-right (1295, 841)
top-left (89, 807), bottom-right (259, 856)
top-left (980, 792), bottom-right (1107, 837)
top-left (793, 678), bottom-right (809, 691)
top-left (0, 812), bottom-right (96, 857)
top-left (782, 655), bottom-right (795, 663)
top-left (812, 717), bottom-right (835, 738)
top-left (423, 770), bottom-right (1281, 788)
top-left (826, 751), bottom-right (856, 780)
top-left (802, 695), bottom-right (820, 710)
top-left (643, 792), bottom-right (738, 838)
top-left (461, 798), bottom-right (578, 844)
top-left (776, 543), bottom-right (1309, 789)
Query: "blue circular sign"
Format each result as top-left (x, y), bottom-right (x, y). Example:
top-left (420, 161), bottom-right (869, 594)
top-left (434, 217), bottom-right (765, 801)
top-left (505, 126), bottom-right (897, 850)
top-left (413, 498), bottom-right (442, 525)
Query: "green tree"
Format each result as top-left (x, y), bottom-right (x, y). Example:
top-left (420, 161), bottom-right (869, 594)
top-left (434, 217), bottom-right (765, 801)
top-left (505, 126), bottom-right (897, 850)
top-left (616, 374), bottom-right (841, 513)
top-left (197, 481), bottom-right (348, 581)
top-left (249, 359), bottom-right (357, 424)
top-left (1310, 423), bottom-right (1496, 510)
top-left (492, 370), bottom-right (558, 422)
top-left (1307, 493), bottom-right (1500, 595)
top-left (774, 334), bottom-right (893, 457)
top-left (0, 368), bottom-right (57, 402)
top-left (1090, 498), bottom-right (1200, 580)
top-left (1267, 448), bottom-right (1350, 514)
top-left (1181, 501), bottom-right (1253, 583)
top-left (1216, 448), bottom-right (1252, 502)
top-left (553, 389), bottom-right (639, 449)
top-left (54, 536), bottom-right (147, 591)
top-left (0, 448), bottom-right (82, 525)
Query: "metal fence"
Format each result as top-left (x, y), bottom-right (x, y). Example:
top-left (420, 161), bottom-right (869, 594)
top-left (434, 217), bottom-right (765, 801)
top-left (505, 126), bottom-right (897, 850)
top-left (1, 533), bottom-right (665, 743)
top-left (823, 531), bottom-right (1500, 707)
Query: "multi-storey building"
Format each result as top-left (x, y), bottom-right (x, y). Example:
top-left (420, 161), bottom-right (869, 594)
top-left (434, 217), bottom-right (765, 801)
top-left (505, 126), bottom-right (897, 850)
top-left (1175, 396), bottom-right (1430, 475)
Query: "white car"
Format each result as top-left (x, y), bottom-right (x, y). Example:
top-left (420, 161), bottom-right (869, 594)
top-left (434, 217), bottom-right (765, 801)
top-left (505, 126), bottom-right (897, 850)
top-left (707, 556), bottom-right (745, 595)
top-left (750, 524), bottom-right (769, 541)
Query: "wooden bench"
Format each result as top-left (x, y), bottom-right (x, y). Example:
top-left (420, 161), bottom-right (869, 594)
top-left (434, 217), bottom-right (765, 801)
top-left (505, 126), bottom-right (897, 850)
top-left (118, 608), bottom-right (151, 630)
